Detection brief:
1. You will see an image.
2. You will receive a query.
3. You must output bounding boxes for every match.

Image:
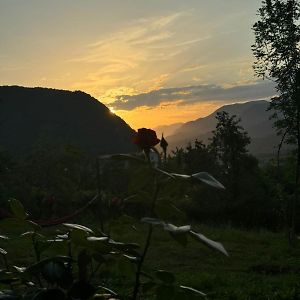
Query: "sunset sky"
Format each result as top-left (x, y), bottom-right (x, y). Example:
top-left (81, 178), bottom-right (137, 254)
top-left (0, 0), bottom-right (275, 129)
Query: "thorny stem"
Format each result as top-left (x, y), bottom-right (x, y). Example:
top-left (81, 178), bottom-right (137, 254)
top-left (132, 179), bottom-right (160, 300)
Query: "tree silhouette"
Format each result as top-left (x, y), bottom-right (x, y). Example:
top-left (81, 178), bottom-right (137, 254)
top-left (209, 111), bottom-right (251, 202)
top-left (252, 0), bottom-right (300, 243)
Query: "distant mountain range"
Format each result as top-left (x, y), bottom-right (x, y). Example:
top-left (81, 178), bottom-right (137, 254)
top-left (0, 86), bottom-right (136, 155)
top-left (154, 122), bottom-right (183, 138)
top-left (166, 100), bottom-right (284, 156)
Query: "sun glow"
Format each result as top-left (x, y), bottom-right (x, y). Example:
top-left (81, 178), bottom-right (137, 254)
top-left (109, 107), bottom-right (116, 114)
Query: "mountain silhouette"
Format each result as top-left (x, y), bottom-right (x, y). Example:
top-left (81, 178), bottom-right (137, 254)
top-left (0, 86), bottom-right (136, 155)
top-left (166, 100), bottom-right (284, 156)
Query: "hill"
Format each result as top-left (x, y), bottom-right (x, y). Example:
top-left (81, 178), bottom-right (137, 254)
top-left (166, 100), bottom-right (283, 156)
top-left (0, 86), bottom-right (136, 155)
top-left (154, 122), bottom-right (183, 138)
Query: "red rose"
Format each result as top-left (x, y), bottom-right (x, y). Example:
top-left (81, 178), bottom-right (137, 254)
top-left (133, 128), bottom-right (160, 150)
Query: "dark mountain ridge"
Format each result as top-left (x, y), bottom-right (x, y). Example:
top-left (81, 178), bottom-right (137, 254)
top-left (166, 100), bottom-right (283, 156)
top-left (0, 86), bottom-right (136, 155)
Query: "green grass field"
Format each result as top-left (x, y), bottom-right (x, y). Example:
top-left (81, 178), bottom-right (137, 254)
top-left (108, 218), bottom-right (300, 299)
top-left (2, 217), bottom-right (300, 299)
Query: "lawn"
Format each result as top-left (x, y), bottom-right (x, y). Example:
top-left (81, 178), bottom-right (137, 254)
top-left (109, 218), bottom-right (300, 299)
top-left (1, 216), bottom-right (300, 299)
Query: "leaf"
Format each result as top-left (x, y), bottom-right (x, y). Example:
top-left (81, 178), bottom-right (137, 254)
top-left (153, 168), bottom-right (175, 179)
top-left (141, 218), bottom-right (164, 226)
top-left (96, 286), bottom-right (118, 296)
top-left (70, 229), bottom-right (89, 247)
top-left (191, 172), bottom-right (225, 190)
top-left (163, 224), bottom-right (191, 247)
top-left (170, 172), bottom-right (225, 190)
top-left (163, 224), bottom-right (191, 234)
top-left (63, 223), bottom-right (94, 234)
top-left (155, 270), bottom-right (176, 284)
top-left (8, 199), bottom-right (28, 220)
top-left (0, 271), bottom-right (19, 285)
top-left (0, 235), bottom-right (9, 240)
top-left (189, 231), bottom-right (228, 256)
top-left (86, 236), bottom-right (111, 253)
top-left (42, 261), bottom-right (68, 284)
top-left (170, 173), bottom-right (191, 180)
top-left (0, 248), bottom-right (7, 255)
top-left (87, 236), bottom-right (109, 242)
top-left (26, 256), bottom-right (72, 275)
top-left (0, 218), bottom-right (40, 234)
top-left (179, 285), bottom-right (206, 297)
top-left (109, 239), bottom-right (139, 249)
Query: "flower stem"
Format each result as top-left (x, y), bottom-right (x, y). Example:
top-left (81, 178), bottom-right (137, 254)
top-left (132, 180), bottom-right (160, 300)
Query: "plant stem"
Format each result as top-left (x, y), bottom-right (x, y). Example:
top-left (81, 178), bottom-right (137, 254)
top-left (96, 158), bottom-right (104, 232)
top-left (132, 180), bottom-right (160, 300)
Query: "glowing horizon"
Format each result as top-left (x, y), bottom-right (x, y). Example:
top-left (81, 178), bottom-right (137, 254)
top-left (0, 0), bottom-right (275, 129)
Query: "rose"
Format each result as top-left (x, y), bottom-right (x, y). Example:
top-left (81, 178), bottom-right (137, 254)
top-left (133, 128), bottom-right (160, 151)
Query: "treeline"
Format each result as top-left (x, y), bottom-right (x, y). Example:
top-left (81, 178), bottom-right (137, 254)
top-left (0, 111), bottom-right (298, 232)
top-left (165, 112), bottom-right (297, 230)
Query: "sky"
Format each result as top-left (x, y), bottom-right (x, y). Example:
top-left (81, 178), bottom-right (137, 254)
top-left (0, 0), bottom-right (275, 129)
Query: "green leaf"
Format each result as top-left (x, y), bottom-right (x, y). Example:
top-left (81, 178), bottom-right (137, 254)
top-left (63, 223), bottom-right (94, 234)
top-left (0, 248), bottom-right (7, 255)
top-left (189, 231), bottom-right (228, 256)
top-left (42, 261), bottom-right (68, 284)
top-left (70, 229), bottom-right (89, 247)
top-left (0, 218), bottom-right (40, 234)
top-left (87, 236), bottom-right (109, 242)
top-left (12, 266), bottom-right (26, 273)
top-left (26, 256), bottom-right (72, 275)
top-left (153, 168), bottom-right (175, 179)
top-left (155, 270), bottom-right (176, 284)
top-left (170, 173), bottom-right (191, 180)
top-left (179, 285), bottom-right (206, 297)
top-left (109, 239), bottom-right (139, 250)
top-left (96, 286), bottom-right (118, 296)
top-left (0, 235), bottom-right (9, 240)
top-left (163, 224), bottom-right (190, 246)
top-left (8, 199), bottom-right (28, 220)
top-left (163, 224), bottom-right (191, 234)
top-left (191, 172), bottom-right (225, 189)
top-left (86, 236), bottom-right (111, 253)
top-left (0, 270), bottom-right (19, 284)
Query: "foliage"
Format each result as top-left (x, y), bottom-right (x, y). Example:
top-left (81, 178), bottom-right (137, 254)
top-left (0, 149), bottom-right (227, 299)
top-left (252, 0), bottom-right (300, 142)
top-left (252, 0), bottom-right (300, 243)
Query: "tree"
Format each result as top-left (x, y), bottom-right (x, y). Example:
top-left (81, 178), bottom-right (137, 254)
top-left (252, 0), bottom-right (300, 243)
top-left (209, 111), bottom-right (251, 202)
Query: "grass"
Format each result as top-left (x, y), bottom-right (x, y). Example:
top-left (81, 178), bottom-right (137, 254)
top-left (108, 218), bottom-right (300, 299)
top-left (2, 216), bottom-right (300, 299)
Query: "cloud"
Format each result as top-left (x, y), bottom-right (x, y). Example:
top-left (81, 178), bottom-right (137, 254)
top-left (110, 80), bottom-right (276, 110)
top-left (66, 10), bottom-right (212, 101)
